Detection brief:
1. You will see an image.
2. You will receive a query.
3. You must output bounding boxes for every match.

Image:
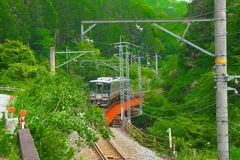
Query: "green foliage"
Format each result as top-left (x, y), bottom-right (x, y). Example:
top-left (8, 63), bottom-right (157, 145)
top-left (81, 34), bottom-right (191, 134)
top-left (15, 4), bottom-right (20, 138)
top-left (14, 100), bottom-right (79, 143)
top-left (12, 73), bottom-right (111, 159)
top-left (33, 28), bottom-right (56, 57)
top-left (1, 0), bottom-right (240, 159)
top-left (7, 0), bottom-right (31, 43)
top-left (0, 40), bottom-right (46, 88)
top-left (140, 0), bottom-right (188, 17)
top-left (0, 40), bottom-right (36, 69)
top-left (3, 63), bottom-right (47, 81)
top-left (230, 146), bottom-right (240, 160)
top-left (148, 116), bottom-right (216, 150)
top-left (0, 0), bottom-right (19, 42)
top-left (0, 120), bottom-right (20, 159)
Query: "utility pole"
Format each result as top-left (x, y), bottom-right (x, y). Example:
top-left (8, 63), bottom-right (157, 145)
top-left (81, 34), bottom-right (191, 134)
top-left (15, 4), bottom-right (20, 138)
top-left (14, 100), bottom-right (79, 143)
top-left (126, 48), bottom-right (131, 123)
top-left (138, 51), bottom-right (142, 115)
top-left (215, 0), bottom-right (229, 159)
top-left (146, 53), bottom-right (149, 68)
top-left (118, 36), bottom-right (125, 121)
top-left (167, 128), bottom-right (173, 156)
top-left (50, 47), bottom-right (55, 73)
top-left (155, 53), bottom-right (158, 77)
top-left (66, 47), bottom-right (69, 74)
top-left (130, 52), bottom-right (133, 66)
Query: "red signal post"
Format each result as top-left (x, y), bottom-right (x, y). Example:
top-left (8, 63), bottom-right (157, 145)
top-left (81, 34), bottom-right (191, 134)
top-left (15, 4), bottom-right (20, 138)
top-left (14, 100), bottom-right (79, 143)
top-left (20, 110), bottom-right (27, 129)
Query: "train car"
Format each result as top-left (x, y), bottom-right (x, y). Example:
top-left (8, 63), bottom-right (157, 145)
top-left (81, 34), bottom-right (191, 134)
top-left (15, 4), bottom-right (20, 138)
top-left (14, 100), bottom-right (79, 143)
top-left (89, 77), bottom-right (130, 107)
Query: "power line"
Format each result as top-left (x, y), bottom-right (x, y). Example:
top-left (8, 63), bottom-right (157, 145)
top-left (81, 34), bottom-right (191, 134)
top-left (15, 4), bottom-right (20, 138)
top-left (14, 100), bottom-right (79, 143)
top-left (142, 91), bottom-right (238, 120)
top-left (142, 103), bottom-right (215, 119)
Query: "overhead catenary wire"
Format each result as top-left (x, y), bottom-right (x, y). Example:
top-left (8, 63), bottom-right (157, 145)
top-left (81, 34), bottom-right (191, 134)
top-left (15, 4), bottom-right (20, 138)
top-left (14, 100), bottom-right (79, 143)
top-left (142, 103), bottom-right (215, 119)
top-left (143, 83), bottom-right (240, 110)
top-left (141, 91), bottom-right (239, 120)
top-left (189, 3), bottom-right (240, 19)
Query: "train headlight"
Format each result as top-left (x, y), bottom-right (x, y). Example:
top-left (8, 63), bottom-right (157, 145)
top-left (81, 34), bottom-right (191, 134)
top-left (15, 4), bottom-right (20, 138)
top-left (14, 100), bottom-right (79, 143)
top-left (96, 95), bottom-right (102, 99)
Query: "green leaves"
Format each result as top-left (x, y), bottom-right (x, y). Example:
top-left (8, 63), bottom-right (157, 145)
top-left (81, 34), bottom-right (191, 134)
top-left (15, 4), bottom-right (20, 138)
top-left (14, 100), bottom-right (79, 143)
top-left (11, 73), bottom-right (111, 159)
top-left (0, 40), bottom-right (36, 69)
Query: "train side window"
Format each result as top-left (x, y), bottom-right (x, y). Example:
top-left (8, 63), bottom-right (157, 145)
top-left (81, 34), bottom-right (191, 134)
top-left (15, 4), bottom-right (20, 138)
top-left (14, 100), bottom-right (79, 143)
top-left (113, 84), bottom-right (115, 92)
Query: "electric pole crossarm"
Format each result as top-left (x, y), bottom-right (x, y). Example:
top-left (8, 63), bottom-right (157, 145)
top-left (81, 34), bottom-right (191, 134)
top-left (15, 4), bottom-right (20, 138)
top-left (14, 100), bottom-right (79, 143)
top-left (81, 23), bottom-right (97, 40)
top-left (78, 60), bottom-right (119, 70)
top-left (81, 18), bottom-right (213, 24)
top-left (153, 23), bottom-right (215, 57)
top-left (226, 75), bottom-right (240, 82)
top-left (55, 51), bottom-right (91, 54)
top-left (181, 23), bottom-right (191, 38)
top-left (99, 61), bottom-right (119, 71)
top-left (112, 42), bottom-right (141, 48)
top-left (56, 51), bottom-right (94, 68)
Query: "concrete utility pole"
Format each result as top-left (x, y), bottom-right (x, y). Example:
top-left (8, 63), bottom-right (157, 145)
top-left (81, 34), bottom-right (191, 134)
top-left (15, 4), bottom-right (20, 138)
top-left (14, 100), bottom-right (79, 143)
top-left (50, 47), bottom-right (55, 73)
top-left (155, 53), bottom-right (158, 77)
top-left (215, 0), bottom-right (229, 159)
top-left (167, 128), bottom-right (173, 156)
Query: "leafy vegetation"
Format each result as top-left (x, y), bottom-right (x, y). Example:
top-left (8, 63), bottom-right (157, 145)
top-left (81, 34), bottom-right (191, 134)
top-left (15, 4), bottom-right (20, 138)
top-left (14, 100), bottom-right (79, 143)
top-left (1, 0), bottom-right (240, 159)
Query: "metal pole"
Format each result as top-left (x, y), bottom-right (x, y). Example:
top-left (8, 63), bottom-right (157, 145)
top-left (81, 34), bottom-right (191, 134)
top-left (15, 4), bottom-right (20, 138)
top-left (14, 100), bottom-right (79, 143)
top-left (215, 0), bottom-right (229, 159)
top-left (138, 51), bottom-right (142, 115)
top-left (130, 52), bottom-right (132, 66)
top-left (126, 49), bottom-right (131, 123)
top-left (119, 36), bottom-right (125, 121)
top-left (66, 47), bottom-right (69, 74)
top-left (155, 53), bottom-right (158, 77)
top-left (50, 47), bottom-right (55, 73)
top-left (167, 128), bottom-right (173, 156)
top-left (81, 24), bottom-right (84, 41)
top-left (147, 53), bottom-right (149, 68)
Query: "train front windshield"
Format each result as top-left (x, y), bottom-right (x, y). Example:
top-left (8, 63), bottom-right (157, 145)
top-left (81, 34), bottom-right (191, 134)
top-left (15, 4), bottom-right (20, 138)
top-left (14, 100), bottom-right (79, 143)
top-left (89, 82), bottom-right (96, 94)
top-left (96, 83), bottom-right (110, 94)
top-left (96, 84), bottom-right (103, 94)
top-left (103, 84), bottom-right (110, 94)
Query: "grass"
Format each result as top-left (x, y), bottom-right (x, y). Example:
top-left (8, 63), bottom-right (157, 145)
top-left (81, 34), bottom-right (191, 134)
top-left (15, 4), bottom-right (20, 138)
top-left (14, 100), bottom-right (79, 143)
top-left (0, 118), bottom-right (20, 160)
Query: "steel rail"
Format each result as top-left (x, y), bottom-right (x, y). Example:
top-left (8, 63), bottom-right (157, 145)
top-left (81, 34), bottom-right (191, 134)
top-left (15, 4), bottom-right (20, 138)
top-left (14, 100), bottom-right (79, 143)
top-left (95, 138), bottom-right (126, 160)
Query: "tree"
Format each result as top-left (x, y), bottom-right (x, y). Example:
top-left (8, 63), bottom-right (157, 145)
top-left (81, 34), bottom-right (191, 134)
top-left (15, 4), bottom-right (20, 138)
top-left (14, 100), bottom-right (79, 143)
top-left (0, 0), bottom-right (19, 42)
top-left (13, 73), bottom-right (111, 159)
top-left (0, 39), bottom-right (36, 69)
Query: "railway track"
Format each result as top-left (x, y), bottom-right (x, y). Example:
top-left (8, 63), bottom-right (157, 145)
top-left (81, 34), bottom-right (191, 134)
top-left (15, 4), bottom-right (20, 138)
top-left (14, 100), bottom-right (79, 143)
top-left (94, 137), bottom-right (127, 160)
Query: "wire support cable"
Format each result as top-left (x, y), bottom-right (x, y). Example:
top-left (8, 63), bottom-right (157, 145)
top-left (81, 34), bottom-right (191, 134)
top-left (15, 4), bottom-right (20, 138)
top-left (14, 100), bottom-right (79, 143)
top-left (142, 103), bottom-right (216, 119)
top-left (142, 91), bottom-right (240, 119)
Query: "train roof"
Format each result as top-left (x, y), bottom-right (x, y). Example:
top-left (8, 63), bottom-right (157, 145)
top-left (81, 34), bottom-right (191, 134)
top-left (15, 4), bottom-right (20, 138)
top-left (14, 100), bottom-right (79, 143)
top-left (89, 77), bottom-right (129, 83)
